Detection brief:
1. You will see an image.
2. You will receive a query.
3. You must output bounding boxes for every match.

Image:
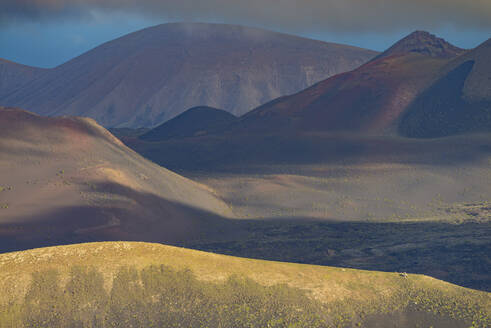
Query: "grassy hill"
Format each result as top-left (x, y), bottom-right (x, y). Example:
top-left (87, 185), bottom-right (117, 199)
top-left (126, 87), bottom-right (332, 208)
top-left (0, 242), bottom-right (489, 327)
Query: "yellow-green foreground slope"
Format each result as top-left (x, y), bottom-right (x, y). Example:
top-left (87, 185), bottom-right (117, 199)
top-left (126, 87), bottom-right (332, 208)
top-left (0, 242), bottom-right (489, 327)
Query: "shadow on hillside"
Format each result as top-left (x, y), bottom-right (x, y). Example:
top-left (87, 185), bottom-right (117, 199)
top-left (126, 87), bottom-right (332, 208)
top-left (186, 218), bottom-right (491, 292)
top-left (0, 180), bottom-right (489, 292)
top-left (0, 181), bottom-right (244, 253)
top-left (125, 133), bottom-right (491, 174)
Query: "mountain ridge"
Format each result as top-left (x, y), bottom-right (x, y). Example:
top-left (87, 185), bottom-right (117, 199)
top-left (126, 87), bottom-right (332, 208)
top-left (216, 31), bottom-right (471, 136)
top-left (0, 59), bottom-right (46, 99)
top-left (373, 30), bottom-right (466, 61)
top-left (0, 22), bottom-right (378, 128)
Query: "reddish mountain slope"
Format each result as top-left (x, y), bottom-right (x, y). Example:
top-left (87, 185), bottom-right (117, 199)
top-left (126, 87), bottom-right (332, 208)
top-left (239, 32), bottom-right (470, 134)
top-left (0, 23), bottom-right (377, 128)
top-left (235, 31), bottom-right (466, 135)
top-left (239, 54), bottom-right (447, 134)
top-left (0, 107), bottom-right (234, 252)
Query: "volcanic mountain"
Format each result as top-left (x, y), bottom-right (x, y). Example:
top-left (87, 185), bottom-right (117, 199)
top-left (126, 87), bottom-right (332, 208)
top-left (400, 38), bottom-right (491, 137)
top-left (0, 59), bottom-right (45, 98)
top-left (140, 106), bottom-right (238, 141)
top-left (373, 30), bottom-right (465, 61)
top-left (0, 23), bottom-right (377, 128)
top-left (0, 107), bottom-right (234, 253)
top-left (231, 31), bottom-right (468, 135)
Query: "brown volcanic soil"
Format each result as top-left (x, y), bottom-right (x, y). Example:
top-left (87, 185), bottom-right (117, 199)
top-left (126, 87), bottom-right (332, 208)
top-left (0, 23), bottom-right (377, 128)
top-left (0, 107), bottom-right (236, 252)
top-left (129, 132), bottom-right (491, 225)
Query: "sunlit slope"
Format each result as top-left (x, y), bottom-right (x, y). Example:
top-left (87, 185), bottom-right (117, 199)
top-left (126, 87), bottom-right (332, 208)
top-left (0, 242), bottom-right (489, 327)
top-left (0, 107), bottom-right (233, 252)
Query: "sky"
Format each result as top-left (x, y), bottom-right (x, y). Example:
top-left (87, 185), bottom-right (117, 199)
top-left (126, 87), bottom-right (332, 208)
top-left (1, 0), bottom-right (490, 68)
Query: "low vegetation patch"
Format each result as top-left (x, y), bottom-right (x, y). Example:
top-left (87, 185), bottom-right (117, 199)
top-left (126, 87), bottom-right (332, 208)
top-left (0, 262), bottom-right (488, 328)
top-left (0, 265), bottom-right (328, 328)
top-left (0, 185), bottom-right (12, 192)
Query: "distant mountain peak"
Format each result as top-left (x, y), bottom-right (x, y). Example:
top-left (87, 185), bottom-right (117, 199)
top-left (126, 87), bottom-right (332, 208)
top-left (0, 23), bottom-right (378, 128)
top-left (375, 30), bottom-right (466, 61)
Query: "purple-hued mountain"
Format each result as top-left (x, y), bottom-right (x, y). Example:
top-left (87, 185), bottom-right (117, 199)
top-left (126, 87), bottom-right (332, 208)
top-left (0, 59), bottom-right (46, 98)
top-left (0, 23), bottom-right (378, 128)
top-left (373, 31), bottom-right (466, 61)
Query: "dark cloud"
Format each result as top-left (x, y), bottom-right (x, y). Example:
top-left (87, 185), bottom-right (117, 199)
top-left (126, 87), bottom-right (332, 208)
top-left (1, 0), bottom-right (491, 33)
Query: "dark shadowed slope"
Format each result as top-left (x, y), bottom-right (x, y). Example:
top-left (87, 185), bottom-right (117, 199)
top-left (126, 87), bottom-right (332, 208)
top-left (400, 38), bottom-right (491, 138)
top-left (0, 23), bottom-right (378, 128)
top-left (0, 59), bottom-right (45, 98)
top-left (141, 106), bottom-right (238, 141)
top-left (0, 107), bottom-right (235, 253)
top-left (232, 31), bottom-right (466, 135)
